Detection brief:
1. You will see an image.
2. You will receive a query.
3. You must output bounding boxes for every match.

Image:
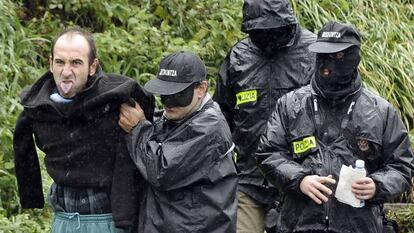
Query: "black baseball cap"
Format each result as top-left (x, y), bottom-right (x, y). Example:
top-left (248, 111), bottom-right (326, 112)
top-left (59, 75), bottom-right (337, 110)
top-left (144, 51), bottom-right (207, 95)
top-left (308, 21), bottom-right (361, 53)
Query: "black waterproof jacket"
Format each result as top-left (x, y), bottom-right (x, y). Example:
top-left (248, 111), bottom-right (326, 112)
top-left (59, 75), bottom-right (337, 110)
top-left (125, 96), bottom-right (238, 233)
top-left (13, 69), bottom-right (155, 228)
top-left (256, 81), bottom-right (414, 233)
top-left (213, 0), bottom-right (316, 202)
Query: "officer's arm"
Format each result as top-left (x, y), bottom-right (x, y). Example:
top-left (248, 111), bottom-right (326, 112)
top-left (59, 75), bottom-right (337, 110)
top-left (213, 56), bottom-right (236, 131)
top-left (369, 105), bottom-right (414, 202)
top-left (256, 96), bottom-right (312, 194)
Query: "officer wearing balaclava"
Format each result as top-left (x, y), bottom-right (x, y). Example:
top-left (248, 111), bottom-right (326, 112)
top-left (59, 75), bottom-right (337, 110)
top-left (213, 0), bottom-right (316, 232)
top-left (311, 21), bottom-right (362, 106)
top-left (256, 21), bottom-right (413, 233)
top-left (309, 21), bottom-right (362, 144)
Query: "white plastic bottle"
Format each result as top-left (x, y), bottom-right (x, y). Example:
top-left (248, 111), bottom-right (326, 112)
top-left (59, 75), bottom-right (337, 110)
top-left (354, 159), bottom-right (367, 208)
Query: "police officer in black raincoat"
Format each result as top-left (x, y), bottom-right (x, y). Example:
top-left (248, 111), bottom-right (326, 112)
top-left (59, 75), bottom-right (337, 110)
top-left (255, 21), bottom-right (414, 233)
top-left (119, 51), bottom-right (238, 233)
top-left (213, 0), bottom-right (316, 232)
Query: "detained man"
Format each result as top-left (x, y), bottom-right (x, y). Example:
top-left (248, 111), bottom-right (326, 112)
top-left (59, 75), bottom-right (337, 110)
top-left (13, 27), bottom-right (155, 233)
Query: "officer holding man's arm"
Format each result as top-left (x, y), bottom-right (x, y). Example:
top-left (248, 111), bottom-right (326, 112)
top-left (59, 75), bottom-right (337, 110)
top-left (119, 51), bottom-right (238, 233)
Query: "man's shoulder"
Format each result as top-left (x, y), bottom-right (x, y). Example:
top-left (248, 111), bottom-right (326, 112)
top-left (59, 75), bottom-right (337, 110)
top-left (357, 88), bottom-right (397, 119)
top-left (195, 100), bottom-right (222, 123)
top-left (231, 38), bottom-right (251, 51)
top-left (227, 38), bottom-right (260, 64)
top-left (285, 85), bottom-right (312, 100)
top-left (277, 85), bottom-right (312, 113)
top-left (284, 27), bottom-right (316, 57)
top-left (95, 72), bottom-right (139, 94)
top-left (359, 88), bottom-right (392, 109)
top-left (100, 73), bottom-right (135, 84)
top-left (297, 27), bottom-right (317, 45)
top-left (20, 71), bottom-right (54, 104)
top-left (193, 100), bottom-right (230, 131)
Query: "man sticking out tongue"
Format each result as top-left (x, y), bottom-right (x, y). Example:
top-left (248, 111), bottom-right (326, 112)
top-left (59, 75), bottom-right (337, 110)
top-left (50, 32), bottom-right (98, 98)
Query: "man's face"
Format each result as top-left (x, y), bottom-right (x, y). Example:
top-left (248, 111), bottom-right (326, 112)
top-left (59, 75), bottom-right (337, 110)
top-left (49, 33), bottom-right (98, 98)
top-left (162, 82), bottom-right (207, 121)
top-left (249, 25), bottom-right (296, 53)
top-left (316, 46), bottom-right (360, 84)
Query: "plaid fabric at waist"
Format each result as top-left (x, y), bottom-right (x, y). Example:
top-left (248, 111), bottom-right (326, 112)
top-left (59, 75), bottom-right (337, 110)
top-left (48, 182), bottom-right (111, 214)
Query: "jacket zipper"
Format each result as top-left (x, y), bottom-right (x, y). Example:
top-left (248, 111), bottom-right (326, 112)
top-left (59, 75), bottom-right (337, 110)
top-left (269, 59), bottom-right (276, 109)
top-left (324, 149), bottom-right (331, 231)
top-left (316, 102), bottom-right (330, 231)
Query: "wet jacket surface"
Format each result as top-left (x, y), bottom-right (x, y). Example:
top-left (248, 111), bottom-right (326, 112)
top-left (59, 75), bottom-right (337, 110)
top-left (13, 69), bottom-right (155, 228)
top-left (125, 98), bottom-right (238, 233)
top-left (213, 0), bottom-right (316, 203)
top-left (256, 81), bottom-right (414, 233)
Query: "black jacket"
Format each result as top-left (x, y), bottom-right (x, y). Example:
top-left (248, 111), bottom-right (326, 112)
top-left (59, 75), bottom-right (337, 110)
top-left (213, 0), bottom-right (316, 203)
top-left (125, 96), bottom-right (238, 233)
top-left (256, 81), bottom-right (414, 233)
top-left (13, 69), bottom-right (155, 228)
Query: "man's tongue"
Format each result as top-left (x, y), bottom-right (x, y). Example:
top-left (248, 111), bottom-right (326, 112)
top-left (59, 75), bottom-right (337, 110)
top-left (60, 81), bottom-right (73, 94)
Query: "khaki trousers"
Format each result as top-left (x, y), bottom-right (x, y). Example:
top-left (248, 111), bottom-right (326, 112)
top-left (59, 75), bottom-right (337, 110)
top-left (237, 191), bottom-right (265, 233)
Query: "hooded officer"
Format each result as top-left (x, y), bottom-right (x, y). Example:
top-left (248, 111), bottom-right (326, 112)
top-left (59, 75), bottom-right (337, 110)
top-left (213, 0), bottom-right (316, 232)
top-left (256, 21), bottom-right (413, 233)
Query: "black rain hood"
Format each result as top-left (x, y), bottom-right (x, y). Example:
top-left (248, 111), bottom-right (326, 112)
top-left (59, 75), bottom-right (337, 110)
top-left (241, 0), bottom-right (298, 32)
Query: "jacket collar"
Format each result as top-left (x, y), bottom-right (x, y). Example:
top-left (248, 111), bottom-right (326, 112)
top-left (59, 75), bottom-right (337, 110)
top-left (20, 66), bottom-right (103, 109)
top-left (311, 73), bottom-right (362, 106)
top-left (161, 93), bottom-right (213, 124)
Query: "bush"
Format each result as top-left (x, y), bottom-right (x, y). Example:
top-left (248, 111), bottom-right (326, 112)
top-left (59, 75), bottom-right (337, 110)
top-left (387, 206), bottom-right (414, 233)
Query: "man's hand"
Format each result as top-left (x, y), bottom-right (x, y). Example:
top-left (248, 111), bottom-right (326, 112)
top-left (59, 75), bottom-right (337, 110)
top-left (300, 175), bottom-right (336, 205)
top-left (352, 177), bottom-right (376, 200)
top-left (119, 102), bottom-right (145, 133)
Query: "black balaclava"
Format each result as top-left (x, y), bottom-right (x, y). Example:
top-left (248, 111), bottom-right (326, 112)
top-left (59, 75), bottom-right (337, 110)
top-left (160, 83), bottom-right (196, 107)
top-left (249, 25), bottom-right (296, 53)
top-left (314, 46), bottom-right (361, 100)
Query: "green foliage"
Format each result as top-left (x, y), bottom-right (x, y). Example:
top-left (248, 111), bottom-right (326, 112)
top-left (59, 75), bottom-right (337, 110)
top-left (18, 0), bottom-right (244, 86)
top-left (0, 209), bottom-right (52, 233)
top-left (387, 206), bottom-right (414, 232)
top-left (0, 0), bottom-right (31, 218)
top-left (1, 0), bottom-right (413, 231)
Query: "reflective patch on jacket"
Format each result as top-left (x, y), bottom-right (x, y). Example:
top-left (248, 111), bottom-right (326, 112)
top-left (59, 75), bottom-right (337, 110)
top-left (236, 90), bottom-right (257, 105)
top-left (292, 136), bottom-right (317, 155)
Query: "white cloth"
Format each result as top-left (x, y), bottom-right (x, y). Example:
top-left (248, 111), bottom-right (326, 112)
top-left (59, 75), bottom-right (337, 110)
top-left (334, 164), bottom-right (366, 207)
top-left (50, 92), bottom-right (73, 104)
